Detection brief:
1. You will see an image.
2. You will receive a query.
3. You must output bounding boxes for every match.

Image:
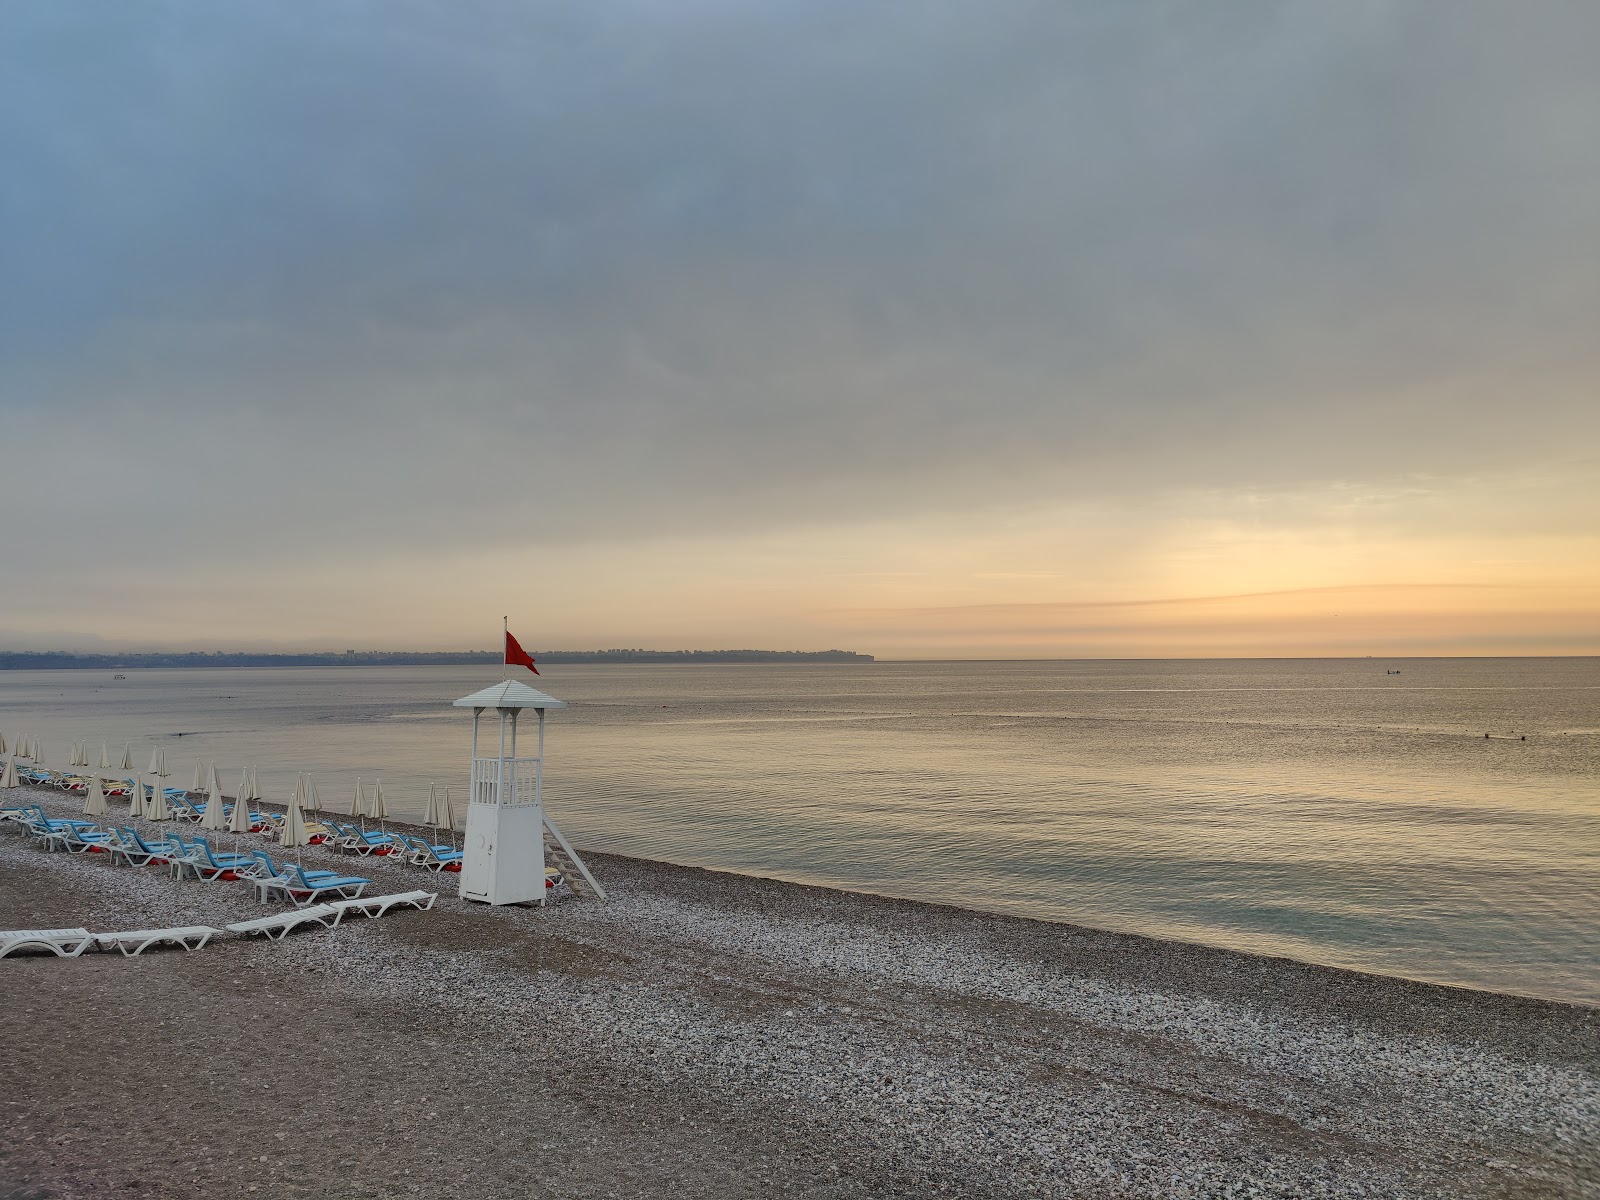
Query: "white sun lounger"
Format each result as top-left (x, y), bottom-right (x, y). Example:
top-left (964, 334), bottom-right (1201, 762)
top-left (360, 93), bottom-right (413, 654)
top-left (1, 927), bottom-right (95, 959)
top-left (94, 926), bottom-right (223, 957)
top-left (324, 890), bottom-right (438, 922)
top-left (225, 905), bottom-right (339, 941)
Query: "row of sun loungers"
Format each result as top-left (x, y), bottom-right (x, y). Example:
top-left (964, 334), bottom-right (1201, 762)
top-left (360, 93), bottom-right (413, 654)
top-left (1, 893), bottom-right (437, 959)
top-left (2, 788), bottom-right (536, 900)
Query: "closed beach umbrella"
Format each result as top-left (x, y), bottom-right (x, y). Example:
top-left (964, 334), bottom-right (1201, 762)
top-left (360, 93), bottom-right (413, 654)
top-left (2, 756), bottom-right (19, 789)
top-left (0, 733), bottom-right (6, 755)
top-left (20, 736), bottom-right (33, 761)
top-left (303, 775), bottom-right (321, 813)
top-left (438, 793), bottom-right (457, 851)
top-left (279, 796), bottom-right (310, 848)
top-left (349, 777), bottom-right (364, 817)
top-left (83, 775), bottom-right (107, 817)
top-left (207, 761), bottom-right (222, 796)
top-left (423, 782), bottom-right (443, 828)
top-left (127, 773), bottom-right (147, 819)
top-left (246, 765), bottom-right (261, 803)
top-left (119, 743), bottom-right (134, 771)
top-left (228, 784), bottom-right (253, 834)
top-left (370, 778), bottom-right (389, 833)
top-left (146, 783), bottom-right (171, 821)
top-left (69, 741), bottom-right (85, 768)
top-left (33, 740), bottom-right (45, 766)
top-left (154, 747), bottom-right (169, 778)
top-left (97, 743), bottom-right (112, 770)
top-left (200, 780), bottom-right (228, 831)
top-left (148, 746), bottom-right (161, 774)
top-left (191, 761), bottom-right (204, 792)
top-left (237, 768), bottom-right (251, 809)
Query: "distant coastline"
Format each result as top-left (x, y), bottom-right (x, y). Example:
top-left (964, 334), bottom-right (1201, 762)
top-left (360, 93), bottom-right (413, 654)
top-left (0, 649), bottom-right (874, 669)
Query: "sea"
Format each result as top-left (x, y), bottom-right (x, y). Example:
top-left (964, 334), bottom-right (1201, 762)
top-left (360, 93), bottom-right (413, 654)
top-left (2, 657), bottom-right (1595, 1004)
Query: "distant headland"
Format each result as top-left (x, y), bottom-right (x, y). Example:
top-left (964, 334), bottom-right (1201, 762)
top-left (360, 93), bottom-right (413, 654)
top-left (0, 649), bottom-right (874, 669)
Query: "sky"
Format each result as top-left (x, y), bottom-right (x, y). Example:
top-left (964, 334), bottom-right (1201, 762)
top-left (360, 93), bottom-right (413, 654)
top-left (1, 0), bottom-right (1596, 659)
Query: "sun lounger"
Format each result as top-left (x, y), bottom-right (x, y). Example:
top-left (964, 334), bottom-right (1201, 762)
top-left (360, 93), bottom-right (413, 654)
top-left (111, 827), bottom-right (181, 867)
top-left (48, 824), bottom-right (118, 855)
top-left (168, 795), bottom-right (204, 822)
top-left (241, 850), bottom-right (342, 884)
top-left (225, 905), bottom-right (339, 940)
top-left (257, 863), bottom-right (372, 908)
top-left (0, 928), bottom-right (95, 959)
top-left (16, 805), bottom-right (98, 834)
top-left (94, 926), bottom-right (222, 957)
top-left (395, 834), bottom-right (464, 872)
top-left (170, 836), bottom-right (255, 882)
top-left (324, 890), bottom-right (438, 922)
top-left (325, 821), bottom-right (401, 856)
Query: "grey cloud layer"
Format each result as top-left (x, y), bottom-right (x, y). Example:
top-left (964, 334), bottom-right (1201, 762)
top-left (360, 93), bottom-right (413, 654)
top-left (3, 0), bottom-right (1597, 574)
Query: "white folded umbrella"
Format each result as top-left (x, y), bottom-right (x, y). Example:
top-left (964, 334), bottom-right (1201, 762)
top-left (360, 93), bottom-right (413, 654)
top-left (83, 775), bottom-right (107, 817)
top-left (0, 733), bottom-right (6, 755)
top-left (154, 747), bottom-right (169, 778)
top-left (148, 746), bottom-right (161, 774)
top-left (441, 786), bottom-right (456, 832)
top-left (119, 743), bottom-right (134, 771)
top-left (369, 778), bottom-right (389, 822)
top-left (279, 797), bottom-right (310, 848)
top-left (127, 773), bottom-right (147, 819)
top-left (423, 783), bottom-right (443, 828)
top-left (207, 761), bottom-right (222, 796)
top-left (33, 740), bottom-right (45, 766)
top-left (303, 775), bottom-right (321, 813)
top-left (191, 760), bottom-right (204, 792)
top-left (228, 784), bottom-right (253, 834)
top-left (200, 780), bottom-right (228, 831)
top-left (146, 782), bottom-right (171, 821)
top-left (1, 756), bottom-right (18, 789)
top-left (349, 777), bottom-right (364, 817)
top-left (246, 765), bottom-right (261, 803)
top-left (97, 742), bottom-right (112, 770)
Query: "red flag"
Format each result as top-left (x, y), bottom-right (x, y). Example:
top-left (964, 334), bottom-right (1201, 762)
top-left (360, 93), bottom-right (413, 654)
top-left (504, 630), bottom-right (539, 675)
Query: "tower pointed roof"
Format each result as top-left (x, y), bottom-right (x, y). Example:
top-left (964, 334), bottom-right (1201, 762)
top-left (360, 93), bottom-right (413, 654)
top-left (453, 679), bottom-right (568, 710)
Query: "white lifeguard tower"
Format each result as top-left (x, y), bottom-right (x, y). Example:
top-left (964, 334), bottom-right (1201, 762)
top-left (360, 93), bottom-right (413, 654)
top-left (453, 680), bottom-right (605, 906)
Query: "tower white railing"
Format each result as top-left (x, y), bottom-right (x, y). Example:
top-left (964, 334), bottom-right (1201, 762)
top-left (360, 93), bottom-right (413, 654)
top-left (471, 755), bottom-right (542, 807)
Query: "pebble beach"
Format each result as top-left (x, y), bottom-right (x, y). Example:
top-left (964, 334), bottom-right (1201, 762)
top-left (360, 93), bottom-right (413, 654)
top-left (2, 784), bottom-right (1596, 1200)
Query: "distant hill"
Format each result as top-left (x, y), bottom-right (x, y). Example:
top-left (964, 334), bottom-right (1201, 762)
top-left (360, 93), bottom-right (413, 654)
top-left (0, 649), bottom-right (874, 669)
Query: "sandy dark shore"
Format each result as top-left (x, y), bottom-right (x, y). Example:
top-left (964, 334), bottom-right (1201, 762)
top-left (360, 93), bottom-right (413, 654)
top-left (1, 784), bottom-right (1595, 1199)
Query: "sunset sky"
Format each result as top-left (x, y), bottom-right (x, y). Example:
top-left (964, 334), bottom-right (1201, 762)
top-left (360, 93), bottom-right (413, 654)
top-left (2, 1), bottom-right (1596, 658)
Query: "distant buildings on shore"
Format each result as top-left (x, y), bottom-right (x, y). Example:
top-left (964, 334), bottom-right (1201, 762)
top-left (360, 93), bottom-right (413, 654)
top-left (0, 648), bottom-right (875, 670)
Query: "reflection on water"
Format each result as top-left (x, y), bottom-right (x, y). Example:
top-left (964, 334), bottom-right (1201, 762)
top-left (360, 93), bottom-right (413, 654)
top-left (2, 657), bottom-right (1595, 1003)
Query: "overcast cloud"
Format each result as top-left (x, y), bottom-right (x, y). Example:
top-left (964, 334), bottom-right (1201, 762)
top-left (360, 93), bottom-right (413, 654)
top-left (2, 1), bottom-right (1596, 653)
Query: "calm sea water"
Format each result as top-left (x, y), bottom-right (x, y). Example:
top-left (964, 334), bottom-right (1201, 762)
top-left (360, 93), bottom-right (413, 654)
top-left (2, 658), bottom-right (1596, 1003)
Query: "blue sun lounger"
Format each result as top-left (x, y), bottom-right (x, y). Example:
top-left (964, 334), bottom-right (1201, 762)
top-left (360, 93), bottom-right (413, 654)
top-left (394, 834), bottom-right (464, 871)
top-left (171, 835), bottom-right (257, 881)
top-left (324, 821), bottom-right (401, 856)
top-left (243, 849), bottom-right (343, 885)
top-left (258, 862), bottom-right (372, 908)
top-left (46, 824), bottom-right (119, 855)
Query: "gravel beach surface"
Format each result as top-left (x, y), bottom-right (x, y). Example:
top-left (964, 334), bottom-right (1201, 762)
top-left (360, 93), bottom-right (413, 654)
top-left (1, 785), bottom-right (1595, 1199)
